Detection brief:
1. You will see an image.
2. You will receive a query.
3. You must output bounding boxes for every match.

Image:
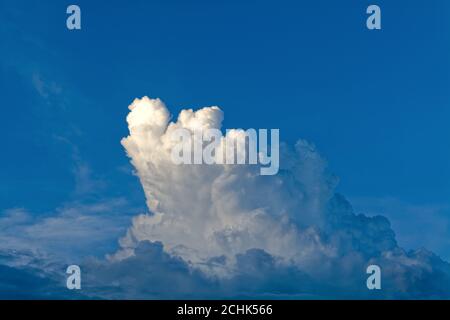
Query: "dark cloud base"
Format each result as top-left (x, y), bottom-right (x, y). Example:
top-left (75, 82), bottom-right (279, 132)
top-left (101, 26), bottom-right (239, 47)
top-left (3, 195), bottom-right (450, 299)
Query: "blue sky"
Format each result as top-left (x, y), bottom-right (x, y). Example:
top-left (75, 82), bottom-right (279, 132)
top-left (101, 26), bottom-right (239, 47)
top-left (1, 0), bottom-right (450, 298)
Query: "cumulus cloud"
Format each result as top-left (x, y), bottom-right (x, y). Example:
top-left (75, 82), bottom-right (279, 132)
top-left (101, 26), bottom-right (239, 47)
top-left (3, 96), bottom-right (448, 299)
top-left (81, 96), bottom-right (450, 299)
top-left (350, 196), bottom-right (450, 260)
top-left (117, 97), bottom-right (335, 267)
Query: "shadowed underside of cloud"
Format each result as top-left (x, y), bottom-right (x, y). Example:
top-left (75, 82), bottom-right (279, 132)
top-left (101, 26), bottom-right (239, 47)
top-left (0, 264), bottom-right (56, 299)
top-left (0, 250), bottom-right (88, 299)
top-left (78, 96), bottom-right (450, 299)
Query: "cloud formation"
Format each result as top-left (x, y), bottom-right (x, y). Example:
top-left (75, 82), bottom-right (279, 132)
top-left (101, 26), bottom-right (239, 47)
top-left (0, 198), bottom-right (133, 264)
top-left (85, 96), bottom-right (450, 299)
top-left (3, 96), bottom-right (448, 299)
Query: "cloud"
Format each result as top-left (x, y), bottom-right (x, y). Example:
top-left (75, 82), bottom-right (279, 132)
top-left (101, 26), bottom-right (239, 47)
top-left (83, 241), bottom-right (213, 299)
top-left (31, 72), bottom-right (62, 100)
top-left (0, 250), bottom-right (87, 299)
top-left (350, 196), bottom-right (450, 260)
top-left (3, 96), bottom-right (450, 299)
top-left (0, 264), bottom-right (61, 299)
top-left (79, 96), bottom-right (450, 299)
top-left (117, 97), bottom-right (336, 267)
top-left (0, 197), bottom-right (139, 299)
top-left (53, 135), bottom-right (108, 197)
top-left (0, 198), bottom-right (135, 264)
top-left (84, 241), bottom-right (325, 299)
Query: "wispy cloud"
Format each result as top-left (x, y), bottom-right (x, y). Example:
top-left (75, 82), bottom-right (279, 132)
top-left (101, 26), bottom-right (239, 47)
top-left (31, 72), bottom-right (62, 101)
top-left (0, 198), bottom-right (135, 263)
top-left (53, 135), bottom-right (107, 197)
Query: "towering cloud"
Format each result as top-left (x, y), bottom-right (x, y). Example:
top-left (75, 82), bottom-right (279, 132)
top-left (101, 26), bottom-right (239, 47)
top-left (90, 96), bottom-right (450, 299)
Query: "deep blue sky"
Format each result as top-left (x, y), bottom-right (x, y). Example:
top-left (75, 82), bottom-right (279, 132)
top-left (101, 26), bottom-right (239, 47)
top-left (1, 0), bottom-right (449, 258)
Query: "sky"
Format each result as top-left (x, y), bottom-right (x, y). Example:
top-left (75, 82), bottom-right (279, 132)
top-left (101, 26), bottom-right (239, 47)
top-left (0, 0), bottom-right (450, 299)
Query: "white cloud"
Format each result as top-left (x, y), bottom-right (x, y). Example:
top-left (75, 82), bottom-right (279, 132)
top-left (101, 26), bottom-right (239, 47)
top-left (117, 97), bottom-right (338, 273)
top-left (3, 95), bottom-right (450, 299)
top-left (104, 96), bottom-right (450, 298)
